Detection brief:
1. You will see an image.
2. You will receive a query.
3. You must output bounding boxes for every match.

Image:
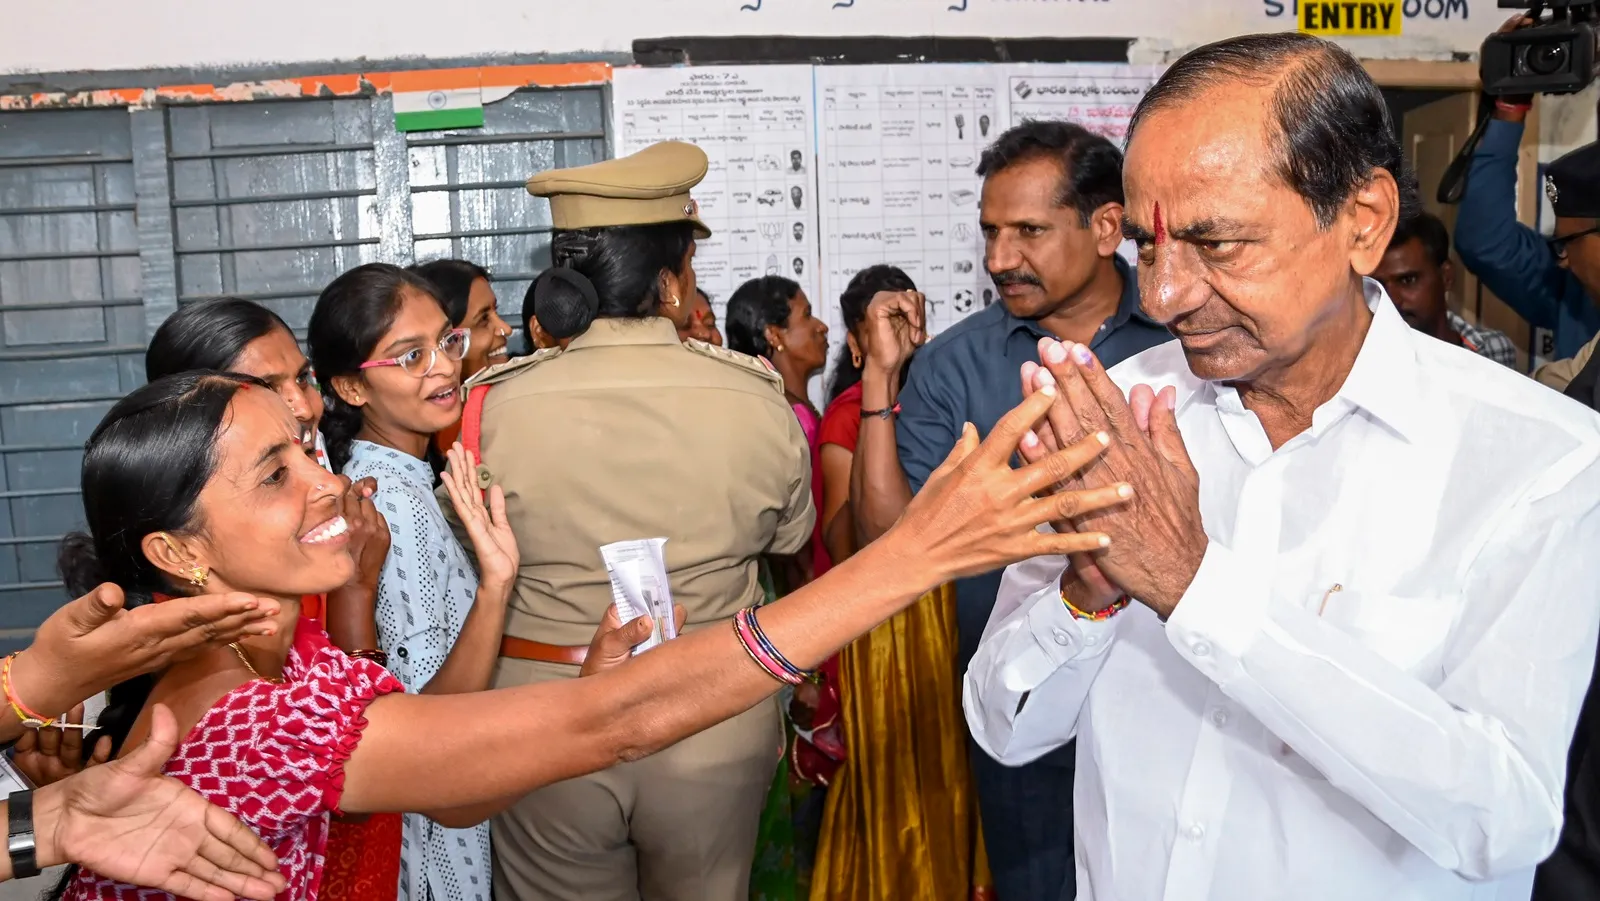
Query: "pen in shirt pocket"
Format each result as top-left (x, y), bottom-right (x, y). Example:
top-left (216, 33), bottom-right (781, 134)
top-left (1317, 583), bottom-right (1343, 617)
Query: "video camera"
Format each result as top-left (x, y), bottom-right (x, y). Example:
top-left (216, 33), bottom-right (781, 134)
top-left (1482, 0), bottom-right (1598, 95)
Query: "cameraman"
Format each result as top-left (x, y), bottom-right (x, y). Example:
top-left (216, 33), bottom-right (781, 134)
top-left (1455, 15), bottom-right (1600, 371)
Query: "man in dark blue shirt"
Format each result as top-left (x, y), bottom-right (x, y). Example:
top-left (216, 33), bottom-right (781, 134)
top-left (866, 120), bottom-right (1170, 901)
top-left (1454, 100), bottom-right (1599, 362)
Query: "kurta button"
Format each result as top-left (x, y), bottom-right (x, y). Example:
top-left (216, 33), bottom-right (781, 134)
top-left (476, 464), bottom-right (493, 489)
top-left (1052, 629), bottom-right (1072, 647)
top-left (1191, 640), bottom-right (1211, 657)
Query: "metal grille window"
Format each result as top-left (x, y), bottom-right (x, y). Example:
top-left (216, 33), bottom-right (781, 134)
top-left (169, 98), bottom-right (385, 336)
top-left (0, 85), bottom-right (609, 651)
top-left (0, 108), bottom-right (143, 649)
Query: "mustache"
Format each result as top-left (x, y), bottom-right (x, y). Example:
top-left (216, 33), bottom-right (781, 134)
top-left (991, 270), bottom-right (1042, 288)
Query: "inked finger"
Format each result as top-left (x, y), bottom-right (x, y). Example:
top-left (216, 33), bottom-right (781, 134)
top-left (1065, 341), bottom-right (1143, 439)
top-left (1043, 341), bottom-right (1121, 440)
top-left (1013, 431), bottom-right (1110, 499)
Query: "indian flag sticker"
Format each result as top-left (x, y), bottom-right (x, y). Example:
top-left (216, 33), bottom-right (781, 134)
top-left (392, 71), bottom-right (485, 132)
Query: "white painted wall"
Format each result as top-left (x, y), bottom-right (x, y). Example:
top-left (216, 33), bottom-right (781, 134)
top-left (3, 0), bottom-right (1489, 75)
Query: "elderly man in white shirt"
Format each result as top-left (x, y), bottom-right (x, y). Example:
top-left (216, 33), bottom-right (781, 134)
top-left (963, 32), bottom-right (1600, 901)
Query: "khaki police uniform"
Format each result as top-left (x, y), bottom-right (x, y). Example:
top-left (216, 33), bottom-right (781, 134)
top-left (462, 142), bottom-right (815, 901)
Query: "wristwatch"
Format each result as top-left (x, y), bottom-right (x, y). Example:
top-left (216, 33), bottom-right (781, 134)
top-left (7, 789), bottom-right (38, 879)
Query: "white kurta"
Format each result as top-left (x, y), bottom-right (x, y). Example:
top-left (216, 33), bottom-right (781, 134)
top-left (964, 281), bottom-right (1600, 901)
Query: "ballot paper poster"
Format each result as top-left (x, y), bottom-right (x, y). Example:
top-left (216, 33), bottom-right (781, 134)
top-left (814, 64), bottom-right (999, 347)
top-left (1003, 64), bottom-right (1167, 268)
top-left (611, 65), bottom-right (822, 327)
top-left (812, 63), bottom-right (1164, 372)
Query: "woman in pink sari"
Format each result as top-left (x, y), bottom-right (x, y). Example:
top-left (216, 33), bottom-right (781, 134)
top-left (725, 275), bottom-right (832, 580)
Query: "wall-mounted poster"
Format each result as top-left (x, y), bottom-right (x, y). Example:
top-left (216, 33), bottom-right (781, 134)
top-left (612, 65), bottom-right (821, 324)
top-left (814, 64), bottom-right (1001, 346)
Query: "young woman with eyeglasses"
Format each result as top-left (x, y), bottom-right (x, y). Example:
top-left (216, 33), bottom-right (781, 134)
top-left (307, 263), bottom-right (516, 901)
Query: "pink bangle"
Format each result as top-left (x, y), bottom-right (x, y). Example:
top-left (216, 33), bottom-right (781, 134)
top-left (733, 610), bottom-right (804, 685)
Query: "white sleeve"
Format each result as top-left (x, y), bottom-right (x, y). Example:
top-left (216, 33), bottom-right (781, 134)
top-left (1164, 465), bottom-right (1600, 880)
top-left (962, 551), bottom-right (1124, 766)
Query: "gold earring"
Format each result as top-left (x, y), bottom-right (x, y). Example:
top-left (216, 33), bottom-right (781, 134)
top-left (189, 566), bottom-right (209, 588)
top-left (669, 295), bottom-right (681, 309)
top-left (851, 350), bottom-right (862, 368)
top-left (776, 343), bottom-right (786, 353)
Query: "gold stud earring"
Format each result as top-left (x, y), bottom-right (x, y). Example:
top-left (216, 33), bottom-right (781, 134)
top-left (189, 566), bottom-right (209, 588)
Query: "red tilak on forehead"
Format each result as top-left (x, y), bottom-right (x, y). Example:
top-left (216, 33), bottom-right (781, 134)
top-left (1153, 202), bottom-right (1166, 245)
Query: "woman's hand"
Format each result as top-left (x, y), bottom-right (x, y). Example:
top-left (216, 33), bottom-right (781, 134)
top-left (42, 704), bottom-right (286, 901)
top-left (861, 289), bottom-right (926, 376)
top-left (11, 585), bottom-right (280, 724)
top-left (339, 476), bottom-right (390, 592)
top-left (12, 705), bottom-right (110, 788)
top-left (882, 384), bottom-right (1132, 583)
top-left (323, 476), bottom-right (389, 652)
top-left (439, 442), bottom-right (520, 598)
top-left (580, 604), bottom-right (689, 677)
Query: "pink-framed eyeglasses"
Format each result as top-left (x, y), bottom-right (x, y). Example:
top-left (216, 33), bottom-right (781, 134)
top-left (359, 328), bottom-right (471, 377)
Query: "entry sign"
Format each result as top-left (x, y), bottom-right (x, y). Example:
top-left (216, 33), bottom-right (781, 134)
top-left (1298, 1), bottom-right (1402, 37)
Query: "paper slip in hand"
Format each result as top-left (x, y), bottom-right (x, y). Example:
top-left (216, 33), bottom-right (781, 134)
top-left (600, 538), bottom-right (678, 655)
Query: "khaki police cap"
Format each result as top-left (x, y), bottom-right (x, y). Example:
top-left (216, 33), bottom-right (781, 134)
top-left (526, 141), bottom-right (712, 239)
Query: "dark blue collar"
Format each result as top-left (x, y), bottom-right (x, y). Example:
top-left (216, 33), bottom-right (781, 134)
top-left (1000, 255), bottom-right (1154, 341)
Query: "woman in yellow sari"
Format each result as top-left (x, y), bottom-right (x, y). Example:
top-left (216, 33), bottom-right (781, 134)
top-left (809, 268), bottom-right (992, 900)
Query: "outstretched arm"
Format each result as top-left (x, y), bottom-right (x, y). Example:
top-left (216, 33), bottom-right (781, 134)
top-left (340, 390), bottom-right (1128, 816)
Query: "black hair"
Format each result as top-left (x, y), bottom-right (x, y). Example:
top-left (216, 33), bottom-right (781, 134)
top-left (145, 298), bottom-right (294, 382)
top-left (725, 275), bottom-right (801, 359)
top-left (529, 221), bottom-right (698, 339)
top-left (1388, 209), bottom-right (1451, 268)
top-left (826, 265), bottom-right (917, 404)
top-left (530, 268), bottom-right (599, 342)
top-left (1129, 32), bottom-right (1418, 229)
top-left (46, 371), bottom-right (264, 900)
top-left (976, 120), bottom-right (1125, 226)
top-left (307, 263), bottom-right (450, 474)
top-left (520, 279), bottom-right (538, 352)
top-left (408, 258), bottom-right (490, 327)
